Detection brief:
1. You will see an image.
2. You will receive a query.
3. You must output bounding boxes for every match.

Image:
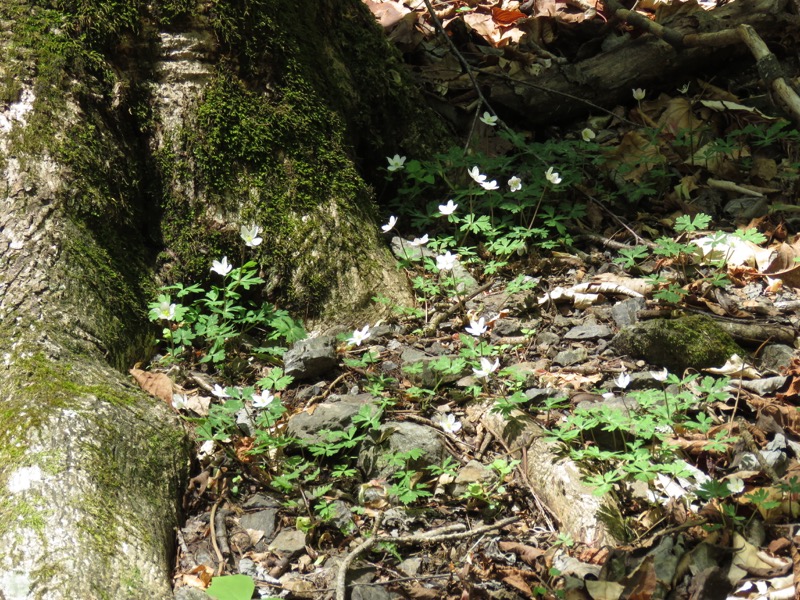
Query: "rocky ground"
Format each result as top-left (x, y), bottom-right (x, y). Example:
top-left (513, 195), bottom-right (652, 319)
top-left (164, 224), bottom-right (800, 599)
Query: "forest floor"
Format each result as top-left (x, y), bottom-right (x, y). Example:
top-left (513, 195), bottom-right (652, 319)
top-left (160, 3), bottom-right (800, 600)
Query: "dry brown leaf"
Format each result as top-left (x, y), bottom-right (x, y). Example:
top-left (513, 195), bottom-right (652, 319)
top-left (129, 367), bottom-right (174, 405)
top-left (492, 6), bottom-right (526, 25)
top-left (498, 541), bottom-right (546, 566)
top-left (501, 573), bottom-right (532, 596)
top-left (364, 0), bottom-right (411, 29)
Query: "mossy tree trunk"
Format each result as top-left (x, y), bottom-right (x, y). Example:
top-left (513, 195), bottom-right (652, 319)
top-left (0, 0), bottom-right (447, 598)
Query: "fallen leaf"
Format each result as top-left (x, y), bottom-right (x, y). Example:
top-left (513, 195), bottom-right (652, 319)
top-left (129, 368), bottom-right (174, 405)
top-left (498, 541), bottom-right (546, 566)
top-left (491, 6), bottom-right (526, 25)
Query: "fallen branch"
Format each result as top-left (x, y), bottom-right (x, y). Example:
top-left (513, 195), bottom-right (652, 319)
top-left (334, 515), bottom-right (521, 600)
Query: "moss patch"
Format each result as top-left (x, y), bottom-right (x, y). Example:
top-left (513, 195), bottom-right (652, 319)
top-left (611, 314), bottom-right (744, 372)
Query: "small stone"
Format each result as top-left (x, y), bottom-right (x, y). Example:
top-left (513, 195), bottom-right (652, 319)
top-left (759, 344), bottom-right (795, 373)
top-left (536, 332), bottom-right (560, 347)
top-left (287, 393), bottom-right (374, 445)
top-left (236, 408), bottom-right (253, 437)
top-left (553, 347), bottom-right (588, 366)
top-left (494, 319), bottom-right (522, 336)
top-left (283, 336), bottom-right (338, 380)
top-left (239, 509), bottom-right (278, 548)
top-left (503, 362), bottom-right (540, 387)
top-left (397, 557), bottom-right (422, 576)
top-left (564, 324), bottom-right (612, 340)
top-left (270, 529), bottom-right (307, 556)
top-left (611, 297), bottom-right (646, 328)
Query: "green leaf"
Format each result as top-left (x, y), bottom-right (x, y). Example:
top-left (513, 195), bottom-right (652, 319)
top-left (205, 574), bottom-right (255, 600)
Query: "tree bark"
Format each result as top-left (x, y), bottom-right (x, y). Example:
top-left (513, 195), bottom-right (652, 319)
top-left (0, 0), bottom-right (448, 597)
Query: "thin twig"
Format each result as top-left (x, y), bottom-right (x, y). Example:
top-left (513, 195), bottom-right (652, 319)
top-left (420, 0), bottom-right (514, 139)
top-left (336, 512), bottom-right (384, 600)
top-left (305, 371), bottom-right (349, 408)
top-left (334, 515), bottom-right (521, 600)
top-left (209, 496), bottom-right (226, 576)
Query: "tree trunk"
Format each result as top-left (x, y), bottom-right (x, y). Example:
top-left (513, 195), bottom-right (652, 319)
top-left (0, 0), bottom-right (448, 598)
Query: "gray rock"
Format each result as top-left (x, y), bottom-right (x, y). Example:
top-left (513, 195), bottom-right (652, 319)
top-left (760, 344), bottom-right (795, 373)
top-left (236, 408), bottom-right (254, 437)
top-left (174, 587), bottom-right (212, 600)
top-left (397, 557), bottom-right (423, 577)
top-left (358, 421), bottom-right (445, 479)
top-left (611, 297), bottom-right (646, 328)
top-left (326, 499), bottom-right (356, 534)
top-left (739, 376), bottom-right (788, 396)
top-left (243, 492), bottom-right (282, 509)
top-left (452, 460), bottom-right (496, 496)
top-left (283, 336), bottom-right (339, 380)
top-left (400, 348), bottom-right (469, 388)
top-left (564, 324), bottom-right (613, 340)
top-left (524, 388), bottom-right (565, 403)
top-left (553, 347), bottom-right (588, 366)
top-left (536, 331), bottom-right (560, 348)
top-left (269, 529), bottom-right (307, 557)
top-left (494, 319), bottom-right (522, 336)
top-left (239, 509), bottom-right (278, 547)
top-left (286, 393), bottom-right (374, 445)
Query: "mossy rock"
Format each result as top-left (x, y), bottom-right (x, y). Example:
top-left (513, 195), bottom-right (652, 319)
top-left (611, 314), bottom-right (744, 372)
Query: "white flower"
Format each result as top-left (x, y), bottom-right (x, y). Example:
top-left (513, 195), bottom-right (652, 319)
top-left (480, 179), bottom-right (499, 191)
top-left (155, 300), bottom-right (176, 321)
top-left (465, 317), bottom-right (487, 337)
top-left (650, 368), bottom-right (669, 382)
top-left (240, 224), bottom-right (263, 247)
top-left (581, 128), bottom-right (596, 142)
top-left (727, 477), bottom-right (744, 494)
top-left (436, 251), bottom-right (457, 271)
top-left (348, 324), bottom-right (371, 347)
top-left (545, 167), bottom-right (562, 185)
top-left (172, 394), bottom-right (187, 410)
top-left (508, 176), bottom-right (522, 192)
top-left (473, 357), bottom-right (500, 379)
top-left (435, 413), bottom-right (462, 434)
top-left (211, 256), bottom-right (233, 277)
top-left (438, 200), bottom-right (458, 216)
top-left (632, 88), bottom-right (646, 101)
top-left (677, 82), bottom-right (690, 94)
top-left (211, 384), bottom-right (229, 398)
top-left (381, 215), bottom-right (398, 233)
top-left (387, 154), bottom-right (406, 172)
top-left (408, 234), bottom-right (429, 247)
top-left (252, 391), bottom-right (275, 409)
top-left (468, 166), bottom-right (487, 184)
top-left (479, 111), bottom-right (498, 126)
top-left (614, 371), bottom-right (630, 389)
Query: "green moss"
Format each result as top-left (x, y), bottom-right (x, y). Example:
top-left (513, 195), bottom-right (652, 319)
top-left (612, 315), bottom-right (744, 372)
top-left (0, 352), bottom-right (186, 592)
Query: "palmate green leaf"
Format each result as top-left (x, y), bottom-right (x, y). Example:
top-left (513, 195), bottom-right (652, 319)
top-left (205, 574), bottom-right (255, 600)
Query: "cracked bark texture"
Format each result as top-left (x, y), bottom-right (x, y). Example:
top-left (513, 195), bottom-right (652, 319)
top-left (0, 0), bottom-right (447, 597)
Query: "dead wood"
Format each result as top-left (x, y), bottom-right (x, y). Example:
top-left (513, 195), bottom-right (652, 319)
top-left (479, 404), bottom-right (621, 546)
top-left (486, 0), bottom-right (795, 126)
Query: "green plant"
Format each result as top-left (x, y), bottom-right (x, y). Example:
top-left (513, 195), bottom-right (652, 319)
top-left (542, 373), bottom-right (733, 498)
top-left (385, 449), bottom-right (433, 504)
top-left (149, 257), bottom-right (305, 366)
